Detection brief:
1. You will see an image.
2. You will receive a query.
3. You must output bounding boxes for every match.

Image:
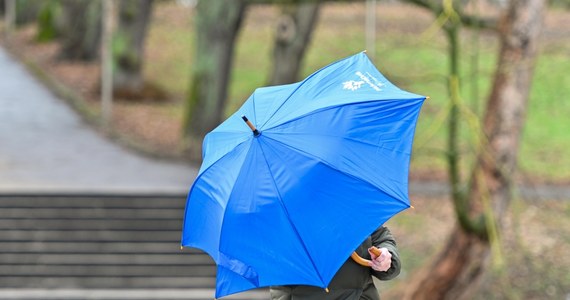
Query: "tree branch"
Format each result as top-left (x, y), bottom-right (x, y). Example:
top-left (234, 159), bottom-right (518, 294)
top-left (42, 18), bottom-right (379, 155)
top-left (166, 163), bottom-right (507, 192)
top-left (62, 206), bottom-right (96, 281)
top-left (460, 13), bottom-right (497, 30)
top-left (401, 0), bottom-right (498, 30)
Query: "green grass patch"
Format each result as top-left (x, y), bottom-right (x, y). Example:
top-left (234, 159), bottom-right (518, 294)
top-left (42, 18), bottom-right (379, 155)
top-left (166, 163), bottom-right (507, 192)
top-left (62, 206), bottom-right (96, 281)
top-left (145, 2), bottom-right (570, 183)
top-left (520, 52), bottom-right (570, 182)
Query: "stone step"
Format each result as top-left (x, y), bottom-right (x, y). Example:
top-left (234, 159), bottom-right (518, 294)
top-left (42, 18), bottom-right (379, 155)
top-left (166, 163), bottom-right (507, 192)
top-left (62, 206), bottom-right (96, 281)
top-left (0, 277), bottom-right (215, 289)
top-left (0, 230), bottom-right (180, 242)
top-left (0, 219), bottom-right (182, 230)
top-left (0, 195), bottom-right (233, 296)
top-left (0, 289), bottom-right (270, 300)
top-left (0, 264), bottom-right (216, 277)
top-left (0, 195), bottom-right (186, 209)
top-left (0, 242), bottom-right (198, 254)
top-left (0, 253), bottom-right (213, 265)
top-left (0, 208), bottom-right (183, 219)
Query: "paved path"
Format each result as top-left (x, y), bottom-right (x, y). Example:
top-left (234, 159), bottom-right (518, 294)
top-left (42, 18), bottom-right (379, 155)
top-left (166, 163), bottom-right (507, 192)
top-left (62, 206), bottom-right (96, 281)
top-left (0, 47), bottom-right (197, 194)
top-left (0, 289), bottom-right (269, 299)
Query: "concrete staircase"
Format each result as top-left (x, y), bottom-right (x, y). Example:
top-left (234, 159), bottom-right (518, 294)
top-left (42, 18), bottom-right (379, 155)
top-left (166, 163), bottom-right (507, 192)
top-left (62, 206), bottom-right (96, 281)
top-left (0, 194), bottom-right (268, 300)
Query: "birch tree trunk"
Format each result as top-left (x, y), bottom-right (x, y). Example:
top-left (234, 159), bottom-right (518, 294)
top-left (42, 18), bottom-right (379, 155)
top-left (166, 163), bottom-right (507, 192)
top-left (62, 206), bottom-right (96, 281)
top-left (403, 0), bottom-right (545, 298)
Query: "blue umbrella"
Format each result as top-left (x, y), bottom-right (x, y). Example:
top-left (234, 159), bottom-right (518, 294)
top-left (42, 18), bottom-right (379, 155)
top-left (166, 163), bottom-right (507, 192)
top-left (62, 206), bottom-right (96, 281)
top-left (181, 52), bottom-right (426, 298)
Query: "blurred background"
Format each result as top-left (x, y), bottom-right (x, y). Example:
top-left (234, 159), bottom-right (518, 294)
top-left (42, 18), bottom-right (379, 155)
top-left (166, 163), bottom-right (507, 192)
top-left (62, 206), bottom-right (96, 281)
top-left (0, 0), bottom-right (568, 299)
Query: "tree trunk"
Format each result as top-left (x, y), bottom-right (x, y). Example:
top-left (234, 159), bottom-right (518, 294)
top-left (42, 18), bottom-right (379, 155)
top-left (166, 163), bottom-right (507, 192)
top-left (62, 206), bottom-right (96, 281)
top-left (4, 0), bottom-right (15, 37)
top-left (36, 0), bottom-right (62, 42)
top-left (58, 0), bottom-right (101, 61)
top-left (101, 0), bottom-right (114, 128)
top-left (112, 0), bottom-right (154, 99)
top-left (14, 0), bottom-right (42, 26)
top-left (183, 0), bottom-right (247, 161)
top-left (268, 2), bottom-right (320, 85)
top-left (404, 0), bottom-right (544, 298)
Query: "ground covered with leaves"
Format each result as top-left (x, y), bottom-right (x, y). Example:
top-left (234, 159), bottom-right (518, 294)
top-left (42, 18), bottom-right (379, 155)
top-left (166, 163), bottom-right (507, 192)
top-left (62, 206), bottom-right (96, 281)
top-left (383, 196), bottom-right (570, 299)
top-left (1, 2), bottom-right (569, 299)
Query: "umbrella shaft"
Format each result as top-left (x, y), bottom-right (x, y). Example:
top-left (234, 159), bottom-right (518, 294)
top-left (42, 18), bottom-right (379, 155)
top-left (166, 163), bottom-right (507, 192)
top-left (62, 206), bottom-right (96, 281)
top-left (241, 115), bottom-right (261, 137)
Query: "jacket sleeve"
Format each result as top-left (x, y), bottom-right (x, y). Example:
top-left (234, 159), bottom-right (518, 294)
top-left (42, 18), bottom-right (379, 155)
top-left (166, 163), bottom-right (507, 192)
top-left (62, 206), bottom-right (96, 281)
top-left (370, 226), bottom-right (401, 281)
top-left (269, 286), bottom-right (292, 300)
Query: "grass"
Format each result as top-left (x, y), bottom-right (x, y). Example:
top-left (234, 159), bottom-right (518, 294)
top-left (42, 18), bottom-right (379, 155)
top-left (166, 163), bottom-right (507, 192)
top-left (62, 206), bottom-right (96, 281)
top-left (144, 2), bottom-right (570, 183)
top-left (521, 52), bottom-right (570, 182)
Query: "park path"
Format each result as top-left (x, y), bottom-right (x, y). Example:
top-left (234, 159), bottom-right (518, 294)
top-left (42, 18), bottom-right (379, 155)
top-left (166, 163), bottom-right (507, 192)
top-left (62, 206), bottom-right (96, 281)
top-left (0, 46), bottom-right (272, 299)
top-left (1, 45), bottom-right (568, 200)
top-left (0, 46), bottom-right (197, 194)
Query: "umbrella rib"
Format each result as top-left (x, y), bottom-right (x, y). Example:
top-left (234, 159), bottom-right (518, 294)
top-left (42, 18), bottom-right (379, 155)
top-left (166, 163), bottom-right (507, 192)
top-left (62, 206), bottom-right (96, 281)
top-left (263, 97), bottom-right (426, 133)
top-left (181, 140), bottom-right (253, 255)
top-left (257, 82), bottom-right (306, 130)
top-left (258, 54), bottom-right (359, 130)
top-left (262, 134), bottom-right (411, 209)
top-left (252, 92), bottom-right (258, 128)
top-left (198, 133), bottom-right (251, 173)
top-left (268, 131), bottom-right (413, 156)
top-left (256, 140), bottom-right (328, 288)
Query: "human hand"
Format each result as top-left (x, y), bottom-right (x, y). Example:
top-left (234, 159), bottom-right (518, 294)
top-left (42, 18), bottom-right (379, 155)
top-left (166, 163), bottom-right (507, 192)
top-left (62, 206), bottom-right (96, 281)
top-left (368, 247), bottom-right (392, 272)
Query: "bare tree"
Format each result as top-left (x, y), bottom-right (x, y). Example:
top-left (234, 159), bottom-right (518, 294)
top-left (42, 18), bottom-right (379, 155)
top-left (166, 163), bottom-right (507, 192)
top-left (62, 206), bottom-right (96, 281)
top-left (58, 0), bottom-right (101, 61)
top-left (14, 0), bottom-right (42, 26)
top-left (183, 0), bottom-right (248, 161)
top-left (268, 1), bottom-right (320, 85)
top-left (3, 0), bottom-right (15, 37)
top-left (403, 0), bottom-right (545, 298)
top-left (101, 0), bottom-right (115, 127)
top-left (113, 0), bottom-right (155, 99)
top-left (36, 0), bottom-right (63, 42)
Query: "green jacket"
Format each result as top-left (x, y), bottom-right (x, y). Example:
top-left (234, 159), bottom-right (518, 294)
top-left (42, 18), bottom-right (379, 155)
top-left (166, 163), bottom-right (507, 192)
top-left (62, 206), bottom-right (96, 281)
top-left (270, 226), bottom-right (401, 300)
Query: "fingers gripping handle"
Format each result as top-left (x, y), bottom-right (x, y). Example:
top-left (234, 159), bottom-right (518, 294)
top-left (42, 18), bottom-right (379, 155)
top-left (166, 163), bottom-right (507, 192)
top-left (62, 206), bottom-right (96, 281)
top-left (351, 247), bottom-right (382, 267)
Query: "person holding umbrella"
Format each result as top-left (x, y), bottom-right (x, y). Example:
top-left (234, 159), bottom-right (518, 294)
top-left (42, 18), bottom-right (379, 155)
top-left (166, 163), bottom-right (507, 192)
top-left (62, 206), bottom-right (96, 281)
top-left (269, 226), bottom-right (401, 300)
top-left (181, 52), bottom-right (425, 299)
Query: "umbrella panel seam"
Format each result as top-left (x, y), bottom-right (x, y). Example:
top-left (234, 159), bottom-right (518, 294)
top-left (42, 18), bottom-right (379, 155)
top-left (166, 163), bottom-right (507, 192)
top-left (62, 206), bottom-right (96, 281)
top-left (261, 134), bottom-right (411, 209)
top-left (258, 54), bottom-right (360, 130)
top-left (266, 131), bottom-right (414, 156)
top-left (261, 98), bottom-right (425, 135)
top-left (181, 140), bottom-right (252, 258)
top-left (256, 139), bottom-right (328, 288)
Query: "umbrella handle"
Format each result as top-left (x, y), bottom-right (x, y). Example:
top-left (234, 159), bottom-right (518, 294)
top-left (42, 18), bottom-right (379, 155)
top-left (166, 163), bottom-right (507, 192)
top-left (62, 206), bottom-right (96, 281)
top-left (350, 246), bottom-right (382, 267)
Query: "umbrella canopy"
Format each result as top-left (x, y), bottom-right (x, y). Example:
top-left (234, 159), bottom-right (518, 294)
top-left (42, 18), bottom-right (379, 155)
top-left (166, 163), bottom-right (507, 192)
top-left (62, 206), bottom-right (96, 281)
top-left (181, 52), bottom-right (426, 298)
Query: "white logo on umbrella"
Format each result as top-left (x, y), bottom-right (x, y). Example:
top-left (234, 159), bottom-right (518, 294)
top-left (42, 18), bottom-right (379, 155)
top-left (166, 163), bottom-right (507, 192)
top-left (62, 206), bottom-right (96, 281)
top-left (342, 80), bottom-right (365, 91)
top-left (343, 71), bottom-right (385, 92)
